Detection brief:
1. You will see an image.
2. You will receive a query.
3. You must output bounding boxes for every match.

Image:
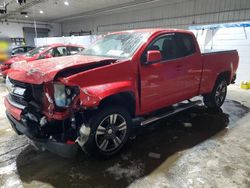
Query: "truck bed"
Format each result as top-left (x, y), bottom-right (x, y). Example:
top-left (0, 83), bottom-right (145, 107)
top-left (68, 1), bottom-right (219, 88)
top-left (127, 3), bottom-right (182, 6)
top-left (199, 48), bottom-right (239, 95)
top-left (201, 49), bottom-right (237, 55)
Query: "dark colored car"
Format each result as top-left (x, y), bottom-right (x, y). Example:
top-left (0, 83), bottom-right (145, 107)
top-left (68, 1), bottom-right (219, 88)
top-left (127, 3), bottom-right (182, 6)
top-left (10, 46), bottom-right (35, 57)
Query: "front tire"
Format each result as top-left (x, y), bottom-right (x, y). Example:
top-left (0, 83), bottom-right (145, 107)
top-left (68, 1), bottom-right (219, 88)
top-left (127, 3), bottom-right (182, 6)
top-left (203, 78), bottom-right (228, 108)
top-left (85, 105), bottom-right (132, 157)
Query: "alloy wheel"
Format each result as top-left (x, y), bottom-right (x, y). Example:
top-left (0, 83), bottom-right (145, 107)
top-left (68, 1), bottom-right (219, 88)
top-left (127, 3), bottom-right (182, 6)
top-left (215, 81), bottom-right (227, 106)
top-left (95, 114), bottom-right (127, 152)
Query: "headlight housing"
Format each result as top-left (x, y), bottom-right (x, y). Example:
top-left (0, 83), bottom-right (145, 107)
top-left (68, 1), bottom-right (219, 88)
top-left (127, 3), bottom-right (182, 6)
top-left (53, 83), bottom-right (78, 107)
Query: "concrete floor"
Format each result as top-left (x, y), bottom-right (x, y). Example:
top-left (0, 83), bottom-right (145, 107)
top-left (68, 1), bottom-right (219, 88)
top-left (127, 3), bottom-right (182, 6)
top-left (0, 78), bottom-right (249, 188)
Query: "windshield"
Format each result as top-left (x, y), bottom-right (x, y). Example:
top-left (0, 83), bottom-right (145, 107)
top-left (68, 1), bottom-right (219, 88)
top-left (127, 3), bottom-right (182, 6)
top-left (81, 32), bottom-right (150, 58)
top-left (26, 46), bottom-right (49, 57)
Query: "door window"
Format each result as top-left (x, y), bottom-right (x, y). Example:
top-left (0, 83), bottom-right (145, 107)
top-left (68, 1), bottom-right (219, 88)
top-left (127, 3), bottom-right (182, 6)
top-left (142, 34), bottom-right (177, 62)
top-left (68, 46), bottom-right (83, 55)
top-left (50, 47), bottom-right (68, 57)
top-left (175, 33), bottom-right (196, 58)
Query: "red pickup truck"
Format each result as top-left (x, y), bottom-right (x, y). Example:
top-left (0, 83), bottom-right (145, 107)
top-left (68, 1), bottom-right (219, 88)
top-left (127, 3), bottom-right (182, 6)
top-left (4, 29), bottom-right (238, 158)
top-left (0, 43), bottom-right (84, 78)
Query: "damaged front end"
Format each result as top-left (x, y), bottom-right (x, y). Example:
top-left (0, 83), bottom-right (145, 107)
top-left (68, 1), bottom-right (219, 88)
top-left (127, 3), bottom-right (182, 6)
top-left (5, 76), bottom-right (92, 158)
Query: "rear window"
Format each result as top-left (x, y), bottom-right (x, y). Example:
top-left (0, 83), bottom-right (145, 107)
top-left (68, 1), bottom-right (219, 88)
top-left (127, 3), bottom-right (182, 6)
top-left (175, 33), bottom-right (196, 58)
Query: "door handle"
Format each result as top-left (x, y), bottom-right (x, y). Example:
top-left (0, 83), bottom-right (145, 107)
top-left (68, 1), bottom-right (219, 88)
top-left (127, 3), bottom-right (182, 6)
top-left (176, 65), bottom-right (183, 71)
top-left (176, 65), bottom-right (183, 68)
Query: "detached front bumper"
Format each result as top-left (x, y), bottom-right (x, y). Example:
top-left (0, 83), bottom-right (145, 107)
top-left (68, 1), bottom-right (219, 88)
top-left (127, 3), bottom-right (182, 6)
top-left (5, 97), bottom-right (78, 158)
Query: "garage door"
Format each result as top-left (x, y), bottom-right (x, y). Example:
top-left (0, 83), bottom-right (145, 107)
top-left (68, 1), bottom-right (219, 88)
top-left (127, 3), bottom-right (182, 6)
top-left (23, 27), bottom-right (49, 46)
top-left (190, 22), bottom-right (250, 84)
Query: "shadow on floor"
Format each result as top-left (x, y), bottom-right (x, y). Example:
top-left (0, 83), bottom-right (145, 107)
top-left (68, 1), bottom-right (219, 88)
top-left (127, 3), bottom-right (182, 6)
top-left (15, 100), bottom-right (249, 188)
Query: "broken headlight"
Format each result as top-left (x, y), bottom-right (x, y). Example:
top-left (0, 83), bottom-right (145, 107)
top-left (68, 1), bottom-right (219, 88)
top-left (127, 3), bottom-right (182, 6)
top-left (53, 84), bottom-right (79, 107)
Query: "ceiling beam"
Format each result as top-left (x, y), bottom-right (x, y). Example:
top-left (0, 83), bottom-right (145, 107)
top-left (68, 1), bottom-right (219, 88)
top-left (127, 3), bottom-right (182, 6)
top-left (51, 0), bottom-right (162, 23)
top-left (0, 0), bottom-right (49, 20)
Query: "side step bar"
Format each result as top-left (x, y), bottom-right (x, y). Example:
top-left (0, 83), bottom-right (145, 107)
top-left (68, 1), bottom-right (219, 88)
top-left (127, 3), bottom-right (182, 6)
top-left (136, 100), bottom-right (202, 126)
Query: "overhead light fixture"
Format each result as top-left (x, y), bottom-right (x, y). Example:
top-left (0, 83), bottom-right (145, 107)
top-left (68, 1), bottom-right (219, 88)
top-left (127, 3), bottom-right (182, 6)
top-left (20, 11), bottom-right (28, 17)
top-left (17, 0), bottom-right (26, 5)
top-left (64, 1), bottom-right (69, 6)
top-left (39, 10), bottom-right (44, 14)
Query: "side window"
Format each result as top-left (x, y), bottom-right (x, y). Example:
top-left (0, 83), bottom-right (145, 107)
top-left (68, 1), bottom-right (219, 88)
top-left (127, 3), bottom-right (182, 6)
top-left (68, 47), bottom-right (81, 55)
top-left (49, 47), bottom-right (67, 57)
top-left (47, 49), bottom-right (54, 56)
top-left (175, 33), bottom-right (196, 58)
top-left (57, 47), bottom-right (68, 56)
top-left (142, 34), bottom-right (177, 62)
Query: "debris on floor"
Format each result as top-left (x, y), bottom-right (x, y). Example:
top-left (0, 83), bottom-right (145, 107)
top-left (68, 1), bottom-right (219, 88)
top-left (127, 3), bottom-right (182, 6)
top-left (105, 160), bottom-right (144, 182)
top-left (240, 81), bottom-right (250, 89)
top-left (148, 152), bottom-right (161, 159)
top-left (183, 122), bottom-right (192, 128)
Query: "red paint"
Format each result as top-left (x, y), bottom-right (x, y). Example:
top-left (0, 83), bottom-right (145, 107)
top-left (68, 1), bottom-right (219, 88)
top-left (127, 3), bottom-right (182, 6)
top-left (5, 29), bottom-right (238, 121)
top-left (147, 50), bottom-right (162, 63)
top-left (66, 140), bottom-right (75, 145)
top-left (4, 97), bottom-right (22, 120)
top-left (0, 44), bottom-right (84, 77)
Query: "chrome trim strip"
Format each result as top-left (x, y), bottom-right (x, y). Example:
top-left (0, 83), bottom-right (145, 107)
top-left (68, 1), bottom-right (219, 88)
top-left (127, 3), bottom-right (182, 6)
top-left (6, 95), bottom-right (26, 110)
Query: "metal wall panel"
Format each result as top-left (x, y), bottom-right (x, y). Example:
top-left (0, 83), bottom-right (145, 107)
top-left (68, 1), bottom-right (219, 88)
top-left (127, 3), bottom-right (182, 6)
top-left (62, 0), bottom-right (250, 34)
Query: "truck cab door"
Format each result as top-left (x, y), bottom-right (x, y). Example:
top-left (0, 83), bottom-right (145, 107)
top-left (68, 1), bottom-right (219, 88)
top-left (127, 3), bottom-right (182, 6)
top-left (174, 33), bottom-right (202, 98)
top-left (139, 33), bottom-right (186, 114)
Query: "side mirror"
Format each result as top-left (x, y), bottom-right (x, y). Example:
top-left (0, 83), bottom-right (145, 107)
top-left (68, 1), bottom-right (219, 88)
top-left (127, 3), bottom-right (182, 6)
top-left (45, 54), bottom-right (53, 58)
top-left (38, 53), bottom-right (53, 59)
top-left (145, 50), bottom-right (162, 65)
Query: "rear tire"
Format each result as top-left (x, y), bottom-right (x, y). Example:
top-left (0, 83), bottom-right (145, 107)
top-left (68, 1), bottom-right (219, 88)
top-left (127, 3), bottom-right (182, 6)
top-left (84, 105), bottom-right (132, 158)
top-left (203, 78), bottom-right (227, 108)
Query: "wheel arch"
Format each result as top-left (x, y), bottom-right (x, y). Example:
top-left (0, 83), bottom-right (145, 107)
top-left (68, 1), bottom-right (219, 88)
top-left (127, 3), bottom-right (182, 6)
top-left (99, 92), bottom-right (136, 117)
top-left (217, 71), bottom-right (231, 85)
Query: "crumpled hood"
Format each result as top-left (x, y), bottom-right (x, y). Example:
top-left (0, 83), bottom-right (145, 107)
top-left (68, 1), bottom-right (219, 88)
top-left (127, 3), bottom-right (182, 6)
top-left (8, 55), bottom-right (116, 84)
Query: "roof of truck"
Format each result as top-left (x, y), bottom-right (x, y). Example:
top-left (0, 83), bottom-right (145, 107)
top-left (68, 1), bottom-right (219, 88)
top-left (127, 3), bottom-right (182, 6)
top-left (110, 28), bottom-right (193, 35)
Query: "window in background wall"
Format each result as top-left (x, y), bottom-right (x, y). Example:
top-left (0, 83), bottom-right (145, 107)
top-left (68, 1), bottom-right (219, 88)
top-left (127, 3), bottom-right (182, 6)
top-left (69, 30), bottom-right (92, 36)
top-left (11, 38), bottom-right (25, 46)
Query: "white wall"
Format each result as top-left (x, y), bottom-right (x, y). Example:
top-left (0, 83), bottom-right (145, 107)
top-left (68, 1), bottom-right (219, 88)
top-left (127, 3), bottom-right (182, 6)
top-left (193, 25), bottom-right (250, 83)
top-left (0, 21), bottom-right (61, 38)
top-left (62, 0), bottom-right (250, 35)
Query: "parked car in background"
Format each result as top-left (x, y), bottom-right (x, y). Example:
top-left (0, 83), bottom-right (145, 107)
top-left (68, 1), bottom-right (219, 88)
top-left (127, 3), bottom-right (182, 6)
top-left (10, 46), bottom-right (35, 57)
top-left (4, 29), bottom-right (238, 158)
top-left (0, 44), bottom-right (84, 78)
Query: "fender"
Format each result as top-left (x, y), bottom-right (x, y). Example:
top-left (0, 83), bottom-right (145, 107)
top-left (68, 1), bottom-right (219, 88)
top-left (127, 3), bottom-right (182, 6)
top-left (79, 81), bottom-right (134, 108)
top-left (57, 59), bottom-right (137, 109)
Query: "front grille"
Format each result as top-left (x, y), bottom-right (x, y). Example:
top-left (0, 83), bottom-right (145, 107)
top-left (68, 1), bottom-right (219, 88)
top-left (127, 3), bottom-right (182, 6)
top-left (9, 94), bottom-right (28, 106)
top-left (9, 78), bottom-right (28, 88)
top-left (8, 78), bottom-right (44, 107)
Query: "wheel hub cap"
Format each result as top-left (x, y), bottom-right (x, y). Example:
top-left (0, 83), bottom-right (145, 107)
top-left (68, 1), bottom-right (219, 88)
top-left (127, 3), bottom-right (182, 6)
top-left (107, 129), bottom-right (113, 134)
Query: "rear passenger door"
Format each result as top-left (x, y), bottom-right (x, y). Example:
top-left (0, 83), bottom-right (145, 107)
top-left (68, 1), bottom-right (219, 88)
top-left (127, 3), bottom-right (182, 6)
top-left (174, 33), bottom-right (202, 97)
